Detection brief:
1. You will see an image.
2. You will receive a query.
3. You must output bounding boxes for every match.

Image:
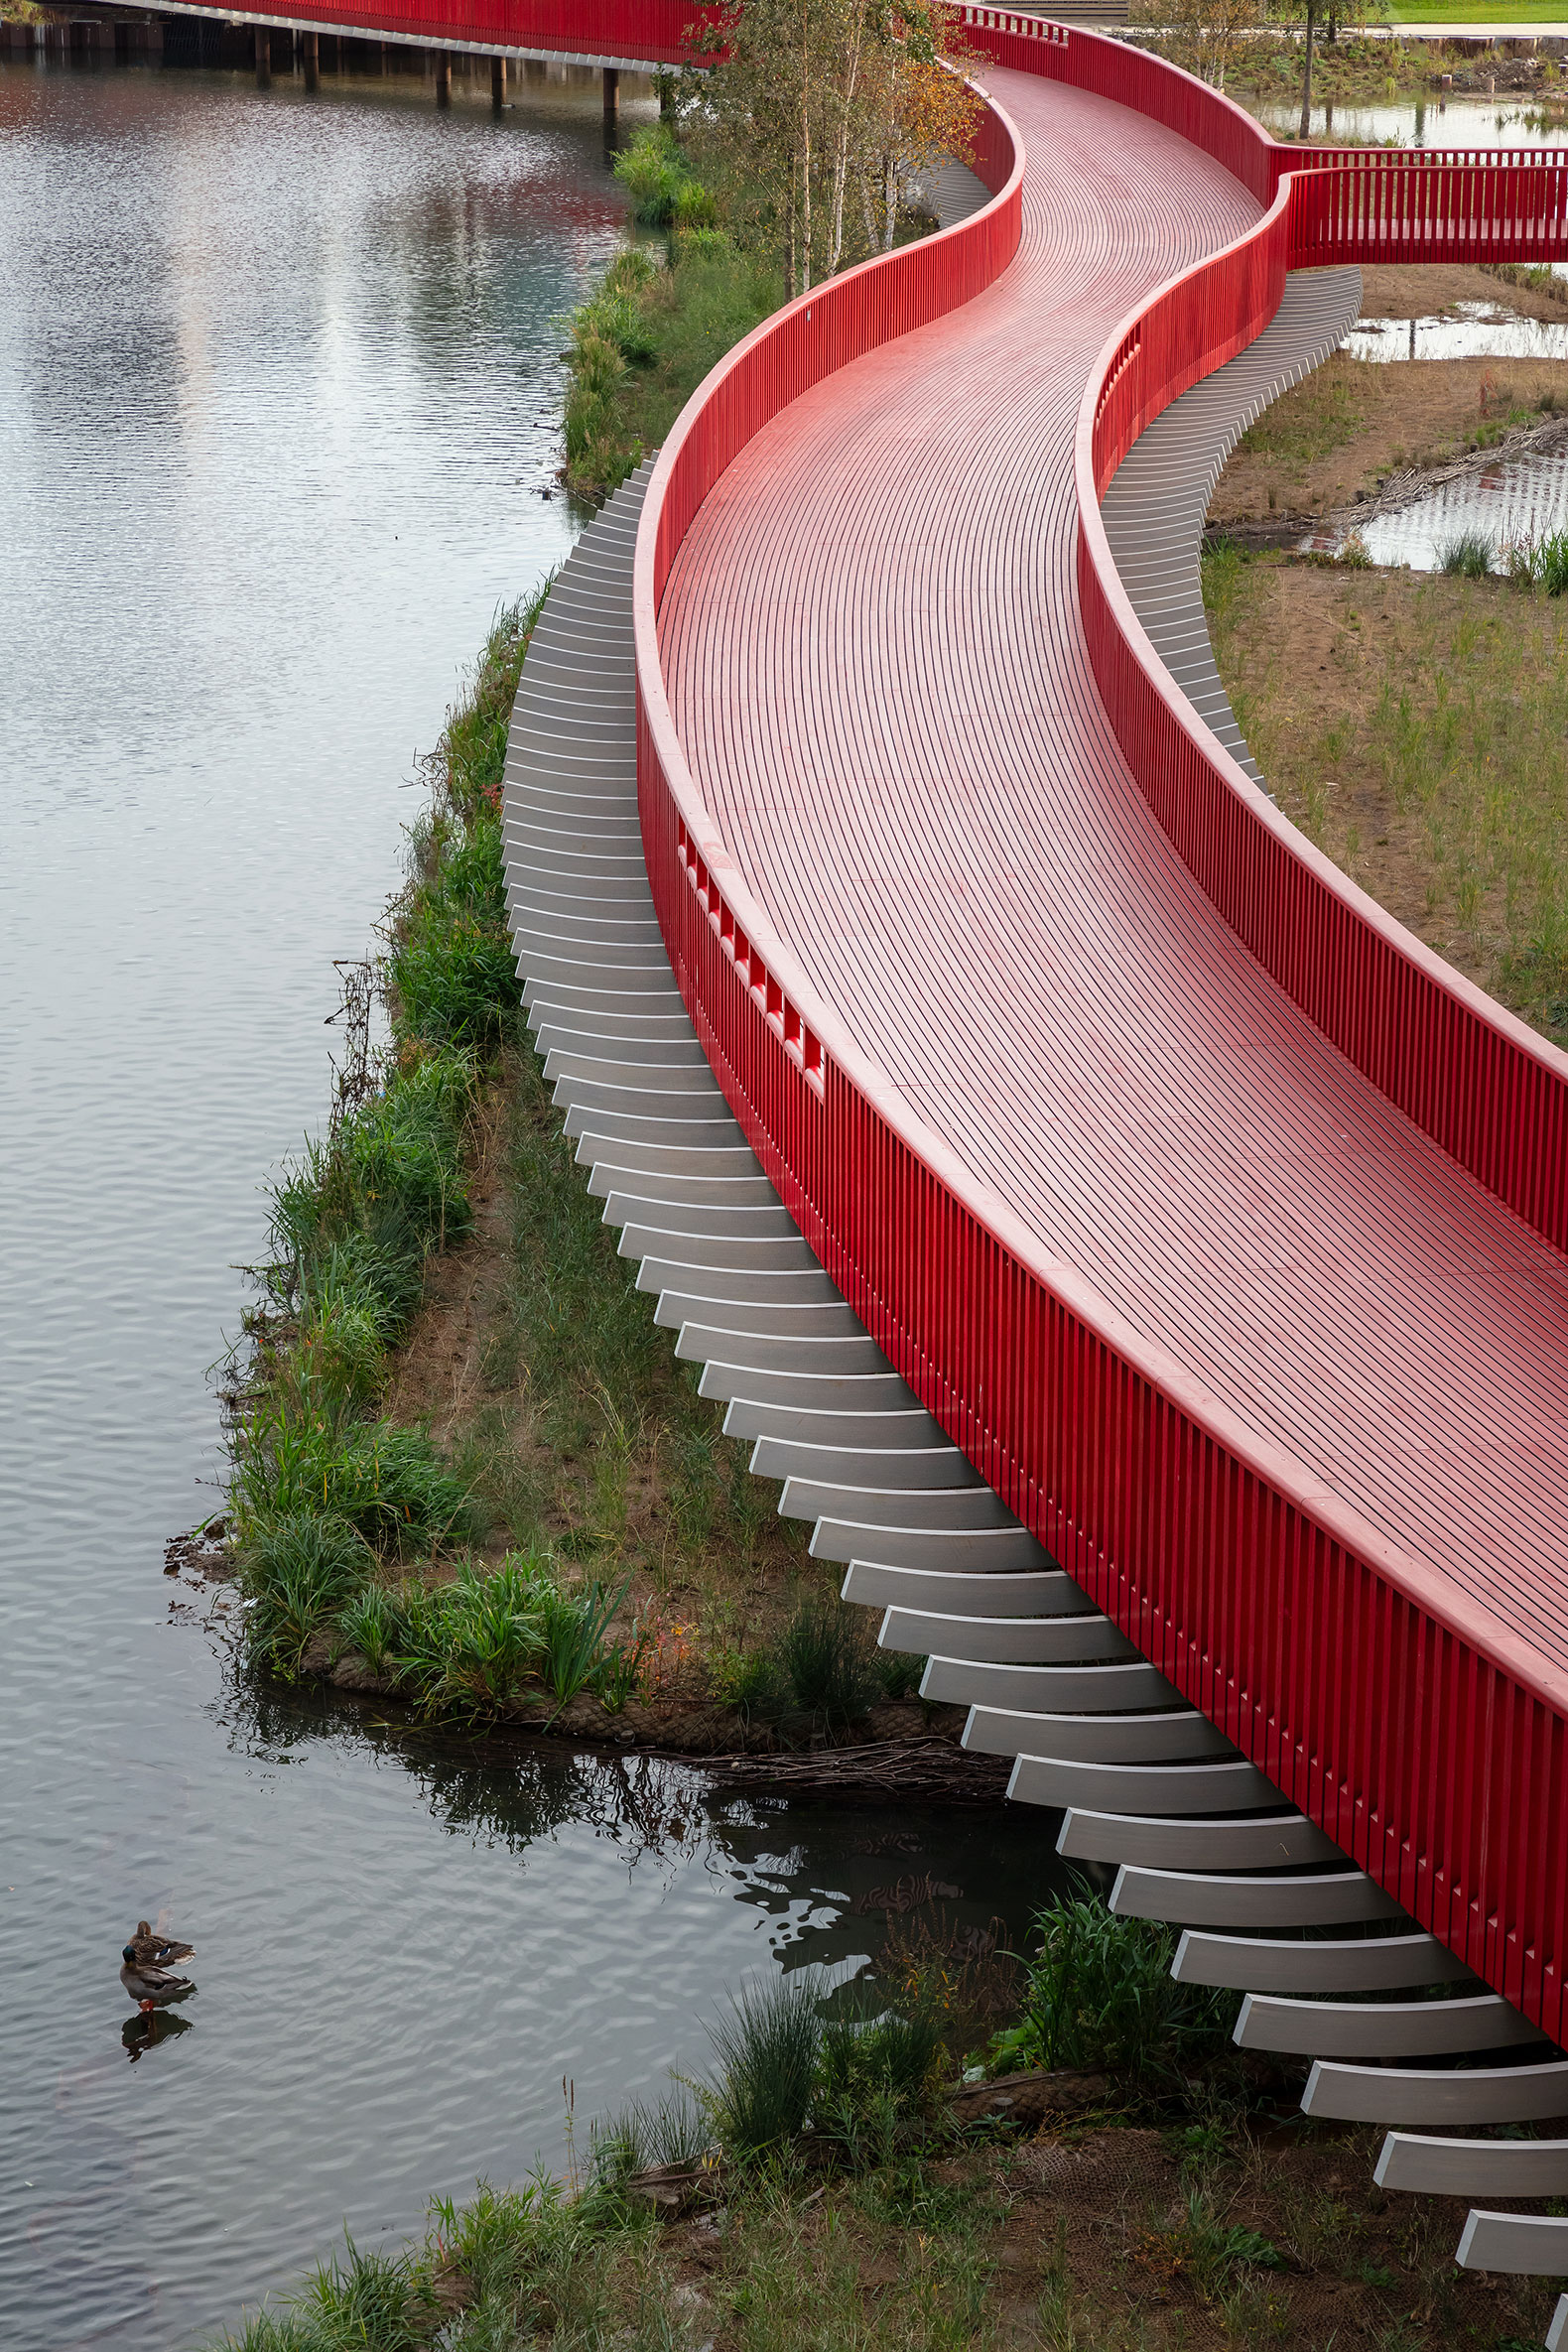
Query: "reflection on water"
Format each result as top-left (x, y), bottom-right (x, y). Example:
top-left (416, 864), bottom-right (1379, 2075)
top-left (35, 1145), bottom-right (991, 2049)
top-left (1347, 303), bottom-right (1568, 362)
top-left (0, 55), bottom-right (1066, 2351)
top-left (1258, 93), bottom-right (1568, 152)
top-left (1303, 450), bottom-right (1568, 569)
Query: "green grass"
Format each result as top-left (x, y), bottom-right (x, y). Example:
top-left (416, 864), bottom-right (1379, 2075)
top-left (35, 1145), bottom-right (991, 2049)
top-left (1237, 357), bottom-right (1366, 468)
top-left (986, 1891), bottom-right (1240, 2088)
top-left (1214, 556), bottom-right (1568, 1042)
top-left (1439, 529), bottom-right (1495, 579)
top-left (565, 238), bottom-right (784, 504)
top-left (1386, 1), bottom-right (1568, 20)
top-left (227, 590), bottom-right (548, 1653)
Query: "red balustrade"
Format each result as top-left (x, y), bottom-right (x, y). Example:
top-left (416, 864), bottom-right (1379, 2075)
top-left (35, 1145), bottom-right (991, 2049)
top-left (630, 21), bottom-right (1568, 2037)
top-left (148, 0), bottom-right (718, 65)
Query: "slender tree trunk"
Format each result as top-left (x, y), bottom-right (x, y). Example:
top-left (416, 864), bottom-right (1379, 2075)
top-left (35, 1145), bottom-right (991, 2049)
top-left (1297, 0), bottom-right (1319, 142)
top-left (828, 18), bottom-right (864, 279)
top-left (800, 0), bottom-right (813, 292)
top-left (883, 148), bottom-right (896, 251)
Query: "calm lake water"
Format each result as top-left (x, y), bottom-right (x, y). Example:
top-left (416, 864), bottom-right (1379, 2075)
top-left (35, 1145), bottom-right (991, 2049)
top-left (0, 53), bottom-right (1061, 2352)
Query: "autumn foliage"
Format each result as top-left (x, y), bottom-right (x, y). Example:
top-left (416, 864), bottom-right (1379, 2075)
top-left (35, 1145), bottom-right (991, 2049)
top-left (686, 0), bottom-right (984, 294)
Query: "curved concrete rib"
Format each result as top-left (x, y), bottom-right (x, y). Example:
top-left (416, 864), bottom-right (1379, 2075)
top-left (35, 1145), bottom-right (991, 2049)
top-left (1457, 2213), bottom-right (1568, 2278)
top-left (1174, 1929), bottom-right (1472, 1995)
top-left (1100, 265), bottom-right (1362, 795)
top-left (1306, 2056), bottom-right (1568, 2126)
top-left (1379, 2140), bottom-right (1568, 2198)
top-left (1237, 1992), bottom-right (1544, 2059)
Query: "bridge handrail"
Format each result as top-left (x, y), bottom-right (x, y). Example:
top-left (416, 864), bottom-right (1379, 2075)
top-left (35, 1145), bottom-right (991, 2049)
top-left (634, 26), bottom-right (1568, 2041)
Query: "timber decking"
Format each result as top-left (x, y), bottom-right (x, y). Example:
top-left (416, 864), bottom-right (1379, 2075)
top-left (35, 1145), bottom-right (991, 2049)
top-left (656, 65), bottom-right (1568, 1687)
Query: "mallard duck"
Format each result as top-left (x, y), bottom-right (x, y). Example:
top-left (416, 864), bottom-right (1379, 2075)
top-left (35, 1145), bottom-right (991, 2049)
top-left (129, 1919), bottom-right (195, 1967)
top-left (120, 1948), bottom-right (195, 2012)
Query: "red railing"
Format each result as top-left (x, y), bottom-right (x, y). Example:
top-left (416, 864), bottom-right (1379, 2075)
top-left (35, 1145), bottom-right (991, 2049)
top-left (1287, 155), bottom-right (1568, 264)
top-left (634, 26), bottom-right (1568, 2037)
top-left (144, 0), bottom-right (719, 65)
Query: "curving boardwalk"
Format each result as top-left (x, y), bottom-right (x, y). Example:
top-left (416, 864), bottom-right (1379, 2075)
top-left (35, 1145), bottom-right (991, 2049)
top-left (658, 63), bottom-right (1568, 1670)
top-left (500, 18), bottom-right (1568, 2323)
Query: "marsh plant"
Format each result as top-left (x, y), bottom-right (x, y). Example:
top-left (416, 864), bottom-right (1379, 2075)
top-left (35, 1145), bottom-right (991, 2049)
top-left (227, 591), bottom-right (549, 1665)
top-left (987, 1890), bottom-right (1239, 2088)
top-left (329, 1555), bottom-right (636, 1724)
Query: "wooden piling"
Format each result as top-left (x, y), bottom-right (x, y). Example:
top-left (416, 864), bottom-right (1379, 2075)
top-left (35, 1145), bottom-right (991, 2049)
top-left (602, 65), bottom-right (619, 121)
top-left (435, 48), bottom-right (451, 105)
top-left (304, 29), bottom-right (319, 87)
top-left (491, 55), bottom-right (507, 109)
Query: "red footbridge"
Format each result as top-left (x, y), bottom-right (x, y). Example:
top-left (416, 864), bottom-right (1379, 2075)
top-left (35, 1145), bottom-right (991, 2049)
top-left (367, 0), bottom-right (1567, 2319)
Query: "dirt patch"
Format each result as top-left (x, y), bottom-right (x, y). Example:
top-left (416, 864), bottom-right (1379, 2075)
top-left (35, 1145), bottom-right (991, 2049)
top-left (624, 2126), bottom-right (1562, 2351)
top-left (1203, 551), bottom-right (1568, 1046)
top-left (1210, 344), bottom-right (1568, 531)
top-left (383, 1075), bottom-right (515, 1445)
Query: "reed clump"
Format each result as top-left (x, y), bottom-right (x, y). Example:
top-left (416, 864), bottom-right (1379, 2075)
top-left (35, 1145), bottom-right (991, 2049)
top-left (985, 1891), bottom-right (1239, 2090)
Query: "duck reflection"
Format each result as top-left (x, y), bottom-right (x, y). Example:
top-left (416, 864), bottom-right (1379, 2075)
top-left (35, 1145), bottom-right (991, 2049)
top-left (121, 2010), bottom-right (193, 2064)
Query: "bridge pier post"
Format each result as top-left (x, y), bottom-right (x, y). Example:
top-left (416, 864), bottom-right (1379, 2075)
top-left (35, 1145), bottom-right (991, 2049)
top-left (434, 48), bottom-right (451, 106)
top-left (303, 30), bottom-right (318, 88)
top-left (602, 66), bottom-right (619, 122)
top-left (491, 55), bottom-right (507, 110)
top-left (254, 26), bottom-right (269, 86)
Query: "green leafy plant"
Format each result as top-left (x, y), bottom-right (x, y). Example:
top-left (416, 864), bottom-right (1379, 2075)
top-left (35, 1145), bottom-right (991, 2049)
top-left (998, 1890), bottom-right (1238, 2086)
top-left (778, 1595), bottom-right (877, 1728)
top-left (537, 1574), bottom-right (631, 1714)
top-left (242, 1513), bottom-right (371, 1675)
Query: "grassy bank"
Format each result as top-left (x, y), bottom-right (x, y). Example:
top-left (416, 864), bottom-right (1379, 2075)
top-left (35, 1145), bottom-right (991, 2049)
top-left (1203, 544), bottom-right (1568, 1045)
top-left (563, 129), bottom-right (783, 504)
top-left (212, 1899), bottom-right (1557, 2351)
top-left (215, 588), bottom-right (935, 1755)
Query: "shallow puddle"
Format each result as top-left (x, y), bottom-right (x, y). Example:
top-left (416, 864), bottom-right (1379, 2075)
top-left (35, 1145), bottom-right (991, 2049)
top-left (1346, 302), bottom-right (1568, 362)
top-left (1301, 448), bottom-right (1568, 568)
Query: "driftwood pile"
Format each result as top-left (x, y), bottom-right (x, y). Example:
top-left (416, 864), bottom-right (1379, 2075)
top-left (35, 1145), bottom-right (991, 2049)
top-left (698, 1738), bottom-right (1010, 1806)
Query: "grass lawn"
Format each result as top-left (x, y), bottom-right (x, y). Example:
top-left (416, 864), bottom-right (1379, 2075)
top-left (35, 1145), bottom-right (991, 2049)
top-left (1386, 2), bottom-right (1568, 21)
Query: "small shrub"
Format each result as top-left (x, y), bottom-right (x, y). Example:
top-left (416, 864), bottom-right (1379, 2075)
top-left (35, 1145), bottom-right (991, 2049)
top-left (1438, 530), bottom-right (1494, 580)
top-left (706, 1974), bottom-right (823, 2156)
top-left (672, 225), bottom-right (729, 262)
top-left (1000, 1891), bottom-right (1238, 2086)
top-left (710, 1644), bottom-right (784, 1718)
top-left (672, 177), bottom-right (719, 231)
top-left (1337, 529), bottom-right (1372, 569)
top-left (778, 1596), bottom-right (877, 1727)
top-left (819, 1998), bottom-right (947, 2119)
